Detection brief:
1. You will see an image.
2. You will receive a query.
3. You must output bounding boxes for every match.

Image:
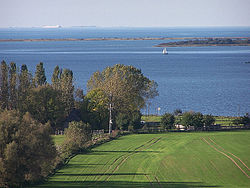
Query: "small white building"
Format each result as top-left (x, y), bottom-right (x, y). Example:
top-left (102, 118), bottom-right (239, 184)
top-left (175, 124), bottom-right (186, 130)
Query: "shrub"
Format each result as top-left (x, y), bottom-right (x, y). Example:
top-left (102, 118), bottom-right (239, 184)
top-left (116, 113), bottom-right (129, 130)
top-left (0, 110), bottom-right (56, 187)
top-left (130, 110), bottom-right (142, 130)
top-left (161, 113), bottom-right (175, 130)
top-left (233, 113), bottom-right (250, 126)
top-left (174, 109), bottom-right (182, 116)
top-left (62, 121), bottom-right (92, 155)
top-left (203, 114), bottom-right (215, 127)
top-left (181, 111), bottom-right (203, 130)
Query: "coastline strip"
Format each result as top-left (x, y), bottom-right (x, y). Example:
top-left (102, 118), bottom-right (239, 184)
top-left (0, 37), bottom-right (249, 43)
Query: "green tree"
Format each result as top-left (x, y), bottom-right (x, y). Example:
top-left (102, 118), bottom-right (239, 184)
top-left (17, 64), bottom-right (32, 114)
top-left (60, 69), bottom-right (74, 116)
top-left (0, 61), bottom-right (9, 109)
top-left (116, 110), bottom-right (142, 131)
top-left (233, 113), bottom-right (250, 126)
top-left (203, 114), bottom-right (215, 128)
top-left (25, 85), bottom-right (66, 129)
top-left (161, 113), bottom-right (175, 130)
top-left (0, 110), bottom-right (56, 187)
top-left (241, 113), bottom-right (250, 126)
top-left (51, 65), bottom-right (61, 90)
top-left (129, 110), bottom-right (142, 130)
top-left (174, 109), bottom-right (182, 116)
top-left (87, 64), bottom-right (158, 113)
top-left (62, 121), bottom-right (92, 155)
top-left (181, 111), bottom-right (203, 130)
top-left (9, 62), bottom-right (17, 110)
top-left (232, 118), bottom-right (242, 125)
top-left (85, 88), bottom-right (109, 130)
top-left (87, 64), bottom-right (158, 130)
top-left (35, 62), bottom-right (46, 86)
top-left (116, 113), bottom-right (129, 130)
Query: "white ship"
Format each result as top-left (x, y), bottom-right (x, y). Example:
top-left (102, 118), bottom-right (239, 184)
top-left (162, 48), bottom-right (168, 55)
top-left (42, 25), bottom-right (62, 29)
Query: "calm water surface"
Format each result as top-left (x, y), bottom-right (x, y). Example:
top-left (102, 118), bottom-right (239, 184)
top-left (0, 27), bottom-right (249, 116)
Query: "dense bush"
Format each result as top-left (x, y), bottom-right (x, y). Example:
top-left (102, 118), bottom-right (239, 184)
top-left (116, 113), bottom-right (130, 130)
top-left (161, 113), bottom-right (175, 130)
top-left (203, 114), bottom-right (215, 127)
top-left (233, 113), bottom-right (250, 126)
top-left (0, 110), bottom-right (56, 187)
top-left (62, 121), bottom-right (92, 156)
top-left (181, 111), bottom-right (204, 130)
top-left (116, 110), bottom-right (142, 131)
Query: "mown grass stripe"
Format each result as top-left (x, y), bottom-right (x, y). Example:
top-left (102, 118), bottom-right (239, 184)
top-left (202, 137), bottom-right (249, 178)
top-left (208, 137), bottom-right (250, 171)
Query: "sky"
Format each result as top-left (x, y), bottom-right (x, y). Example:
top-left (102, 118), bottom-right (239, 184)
top-left (1, 0), bottom-right (250, 28)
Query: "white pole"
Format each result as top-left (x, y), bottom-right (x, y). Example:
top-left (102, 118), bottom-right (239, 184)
top-left (109, 102), bottom-right (112, 134)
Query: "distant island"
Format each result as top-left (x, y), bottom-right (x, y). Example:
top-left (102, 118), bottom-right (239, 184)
top-left (1, 37), bottom-right (250, 47)
top-left (155, 37), bottom-right (250, 47)
top-left (0, 37), bottom-right (196, 42)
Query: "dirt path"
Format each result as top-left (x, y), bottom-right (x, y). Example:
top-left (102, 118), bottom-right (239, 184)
top-left (202, 137), bottom-right (249, 178)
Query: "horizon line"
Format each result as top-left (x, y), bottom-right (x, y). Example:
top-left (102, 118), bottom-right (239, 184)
top-left (1, 25), bottom-right (250, 29)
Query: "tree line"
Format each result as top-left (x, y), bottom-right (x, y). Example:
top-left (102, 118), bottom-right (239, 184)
top-left (161, 111), bottom-right (216, 130)
top-left (0, 61), bottom-right (158, 187)
top-left (0, 61), bottom-right (76, 129)
top-left (157, 38), bottom-right (250, 47)
top-left (160, 110), bottom-right (250, 131)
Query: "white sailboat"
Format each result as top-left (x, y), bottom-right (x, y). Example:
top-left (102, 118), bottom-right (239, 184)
top-left (162, 48), bottom-right (168, 55)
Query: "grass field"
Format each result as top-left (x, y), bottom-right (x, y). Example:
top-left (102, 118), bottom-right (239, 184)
top-left (52, 135), bottom-right (65, 145)
top-left (142, 115), bottom-right (237, 126)
top-left (41, 131), bottom-right (250, 187)
top-left (142, 115), bottom-right (162, 122)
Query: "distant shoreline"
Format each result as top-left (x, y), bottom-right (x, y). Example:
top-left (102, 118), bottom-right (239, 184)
top-left (0, 37), bottom-right (249, 44)
top-left (155, 37), bottom-right (250, 47)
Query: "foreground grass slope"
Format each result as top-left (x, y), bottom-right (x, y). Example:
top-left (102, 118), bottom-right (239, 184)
top-left (42, 131), bottom-right (250, 187)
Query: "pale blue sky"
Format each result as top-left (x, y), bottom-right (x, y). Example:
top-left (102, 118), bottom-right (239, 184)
top-left (1, 0), bottom-right (250, 27)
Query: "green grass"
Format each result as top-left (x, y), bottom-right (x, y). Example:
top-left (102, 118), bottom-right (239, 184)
top-left (52, 135), bottom-right (65, 145)
top-left (214, 116), bottom-right (237, 126)
top-left (41, 131), bottom-right (250, 187)
top-left (142, 115), bottom-right (237, 126)
top-left (142, 115), bottom-right (161, 122)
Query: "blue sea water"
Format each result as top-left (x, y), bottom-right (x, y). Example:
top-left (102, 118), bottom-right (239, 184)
top-left (0, 27), bottom-right (249, 116)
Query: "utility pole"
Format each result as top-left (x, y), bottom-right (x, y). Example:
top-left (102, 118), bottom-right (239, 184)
top-left (238, 104), bottom-right (240, 117)
top-left (108, 93), bottom-right (113, 134)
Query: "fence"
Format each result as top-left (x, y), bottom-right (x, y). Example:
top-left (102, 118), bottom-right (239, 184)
top-left (138, 122), bottom-right (250, 133)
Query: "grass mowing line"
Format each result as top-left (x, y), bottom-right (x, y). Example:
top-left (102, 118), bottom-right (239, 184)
top-left (154, 176), bottom-right (162, 188)
top-left (92, 146), bottom-right (135, 182)
top-left (82, 141), bottom-right (137, 183)
top-left (133, 137), bottom-right (159, 150)
top-left (202, 137), bottom-right (250, 179)
top-left (208, 137), bottom-right (250, 171)
top-left (145, 174), bottom-right (154, 187)
top-left (146, 137), bottom-right (162, 148)
top-left (90, 153), bottom-right (122, 182)
top-left (94, 137), bottom-right (160, 183)
top-left (104, 137), bottom-right (162, 182)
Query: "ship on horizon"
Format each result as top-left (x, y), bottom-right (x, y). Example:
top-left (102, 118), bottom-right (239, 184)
top-left (42, 25), bottom-right (62, 29)
top-left (162, 48), bottom-right (168, 55)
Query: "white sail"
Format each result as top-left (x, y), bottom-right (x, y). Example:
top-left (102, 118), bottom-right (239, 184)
top-left (162, 48), bottom-right (168, 54)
